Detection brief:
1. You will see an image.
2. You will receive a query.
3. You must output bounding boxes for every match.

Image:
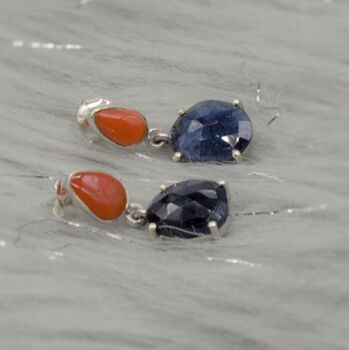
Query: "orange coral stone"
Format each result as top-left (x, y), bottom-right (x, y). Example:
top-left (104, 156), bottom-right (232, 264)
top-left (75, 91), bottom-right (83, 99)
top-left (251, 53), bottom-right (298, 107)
top-left (95, 108), bottom-right (147, 146)
top-left (70, 171), bottom-right (127, 221)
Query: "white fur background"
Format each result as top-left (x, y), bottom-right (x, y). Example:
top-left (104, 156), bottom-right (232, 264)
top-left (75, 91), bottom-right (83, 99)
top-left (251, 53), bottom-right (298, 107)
top-left (0, 0), bottom-right (349, 349)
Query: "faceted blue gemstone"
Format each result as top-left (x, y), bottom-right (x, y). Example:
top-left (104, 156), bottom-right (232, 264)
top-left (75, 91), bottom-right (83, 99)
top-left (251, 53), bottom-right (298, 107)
top-left (146, 179), bottom-right (229, 239)
top-left (170, 100), bottom-right (252, 162)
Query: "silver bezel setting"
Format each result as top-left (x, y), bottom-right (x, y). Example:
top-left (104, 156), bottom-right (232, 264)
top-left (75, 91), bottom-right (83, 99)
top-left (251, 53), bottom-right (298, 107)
top-left (53, 170), bottom-right (129, 223)
top-left (77, 98), bottom-right (149, 149)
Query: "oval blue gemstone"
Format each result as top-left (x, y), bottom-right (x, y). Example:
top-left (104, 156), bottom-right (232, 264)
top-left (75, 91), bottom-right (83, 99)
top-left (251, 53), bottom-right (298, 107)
top-left (170, 100), bottom-right (253, 162)
top-left (146, 179), bottom-right (229, 239)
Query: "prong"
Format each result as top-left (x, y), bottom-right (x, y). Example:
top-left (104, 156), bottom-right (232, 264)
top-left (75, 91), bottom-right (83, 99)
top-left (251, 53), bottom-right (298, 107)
top-left (219, 180), bottom-right (232, 208)
top-left (232, 149), bottom-right (242, 161)
top-left (219, 180), bottom-right (230, 195)
top-left (178, 108), bottom-right (186, 116)
top-left (208, 221), bottom-right (221, 238)
top-left (233, 99), bottom-right (244, 109)
top-left (148, 223), bottom-right (158, 238)
top-left (172, 152), bottom-right (182, 162)
top-left (159, 184), bottom-right (167, 193)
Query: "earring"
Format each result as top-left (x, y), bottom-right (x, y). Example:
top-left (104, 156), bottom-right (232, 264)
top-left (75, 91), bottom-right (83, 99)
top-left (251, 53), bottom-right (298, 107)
top-left (77, 98), bottom-right (253, 162)
top-left (54, 170), bottom-right (231, 239)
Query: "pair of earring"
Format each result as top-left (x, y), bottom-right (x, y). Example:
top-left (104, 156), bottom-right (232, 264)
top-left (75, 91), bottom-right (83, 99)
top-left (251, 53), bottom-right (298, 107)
top-left (54, 97), bottom-right (253, 240)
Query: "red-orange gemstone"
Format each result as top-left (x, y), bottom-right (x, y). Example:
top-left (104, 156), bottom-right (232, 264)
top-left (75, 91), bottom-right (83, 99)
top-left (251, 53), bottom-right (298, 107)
top-left (70, 171), bottom-right (127, 221)
top-left (95, 108), bottom-right (147, 146)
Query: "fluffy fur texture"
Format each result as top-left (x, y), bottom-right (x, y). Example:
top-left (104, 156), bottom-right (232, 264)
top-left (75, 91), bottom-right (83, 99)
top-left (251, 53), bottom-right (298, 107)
top-left (0, 0), bottom-right (348, 349)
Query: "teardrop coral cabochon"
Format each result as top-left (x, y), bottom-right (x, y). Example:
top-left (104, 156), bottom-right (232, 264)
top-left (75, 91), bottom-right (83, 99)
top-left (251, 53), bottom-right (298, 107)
top-left (70, 171), bottom-right (127, 221)
top-left (95, 108), bottom-right (147, 146)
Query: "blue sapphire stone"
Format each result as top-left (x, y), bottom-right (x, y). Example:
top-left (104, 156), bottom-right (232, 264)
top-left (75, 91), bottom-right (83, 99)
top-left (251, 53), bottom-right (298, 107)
top-left (146, 179), bottom-right (229, 239)
top-left (170, 100), bottom-right (253, 162)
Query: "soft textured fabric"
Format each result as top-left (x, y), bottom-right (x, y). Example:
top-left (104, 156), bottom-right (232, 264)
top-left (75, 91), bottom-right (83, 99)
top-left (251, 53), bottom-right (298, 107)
top-left (0, 0), bottom-right (348, 349)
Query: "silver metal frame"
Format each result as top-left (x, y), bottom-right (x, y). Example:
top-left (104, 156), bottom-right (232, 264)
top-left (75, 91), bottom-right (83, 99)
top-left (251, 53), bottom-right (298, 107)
top-left (148, 223), bottom-right (158, 238)
top-left (232, 149), bottom-right (242, 161)
top-left (77, 98), bottom-right (111, 143)
top-left (232, 99), bottom-right (244, 110)
top-left (172, 152), bottom-right (182, 162)
top-left (177, 108), bottom-right (186, 116)
top-left (77, 98), bottom-right (149, 148)
top-left (159, 184), bottom-right (167, 192)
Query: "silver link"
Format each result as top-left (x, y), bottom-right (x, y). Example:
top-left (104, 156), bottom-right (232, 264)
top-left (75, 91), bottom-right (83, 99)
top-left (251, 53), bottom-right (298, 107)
top-left (145, 129), bottom-right (170, 149)
top-left (124, 202), bottom-right (147, 227)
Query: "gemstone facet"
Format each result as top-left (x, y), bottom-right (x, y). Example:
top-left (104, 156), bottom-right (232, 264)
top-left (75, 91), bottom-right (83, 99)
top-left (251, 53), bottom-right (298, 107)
top-left (95, 108), bottom-right (147, 146)
top-left (146, 179), bottom-right (229, 239)
top-left (170, 100), bottom-right (253, 162)
top-left (70, 171), bottom-right (127, 221)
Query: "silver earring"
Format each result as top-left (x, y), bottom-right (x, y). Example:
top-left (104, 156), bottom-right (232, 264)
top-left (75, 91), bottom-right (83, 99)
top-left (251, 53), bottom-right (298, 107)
top-left (54, 170), bottom-right (231, 240)
top-left (77, 98), bottom-right (252, 163)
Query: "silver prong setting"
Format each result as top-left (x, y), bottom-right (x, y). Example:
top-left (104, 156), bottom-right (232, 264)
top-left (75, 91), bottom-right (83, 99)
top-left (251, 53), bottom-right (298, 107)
top-left (172, 152), bottom-right (182, 162)
top-left (233, 99), bottom-right (244, 110)
top-left (219, 180), bottom-right (232, 208)
top-left (148, 223), bottom-right (158, 239)
top-left (159, 184), bottom-right (167, 193)
top-left (208, 220), bottom-right (221, 239)
top-left (232, 149), bottom-right (242, 161)
top-left (178, 108), bottom-right (186, 116)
